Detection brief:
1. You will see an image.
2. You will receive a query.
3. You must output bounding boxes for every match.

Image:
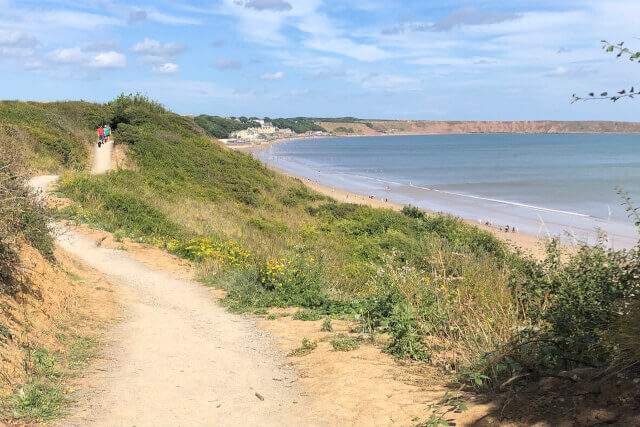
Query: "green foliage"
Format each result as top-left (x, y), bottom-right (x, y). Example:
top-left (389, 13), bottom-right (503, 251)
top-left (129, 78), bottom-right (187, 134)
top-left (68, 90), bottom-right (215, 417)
top-left (287, 338), bottom-right (317, 356)
top-left (419, 392), bottom-right (468, 427)
top-left (321, 318), bottom-right (333, 332)
top-left (193, 115), bottom-right (260, 138)
top-left (248, 216), bottom-right (288, 236)
top-left (572, 41), bottom-right (640, 103)
top-left (59, 173), bottom-right (183, 238)
top-left (293, 309), bottom-right (322, 321)
top-left (0, 143), bottom-right (53, 294)
top-left (68, 335), bottom-right (98, 369)
top-left (330, 334), bottom-right (360, 351)
top-left (7, 380), bottom-right (66, 421)
top-left (334, 126), bottom-right (355, 134)
top-left (0, 100), bottom-right (95, 171)
top-left (27, 96), bottom-right (640, 388)
top-left (384, 301), bottom-right (430, 361)
top-left (502, 236), bottom-right (640, 375)
top-left (267, 117), bottom-right (325, 133)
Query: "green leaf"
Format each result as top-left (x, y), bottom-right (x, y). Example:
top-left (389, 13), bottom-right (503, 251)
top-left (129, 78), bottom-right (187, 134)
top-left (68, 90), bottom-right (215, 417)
top-left (459, 403), bottom-right (468, 412)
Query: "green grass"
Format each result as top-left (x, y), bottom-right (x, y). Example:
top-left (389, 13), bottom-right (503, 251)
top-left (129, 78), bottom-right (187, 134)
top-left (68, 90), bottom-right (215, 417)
top-left (7, 94), bottom-right (638, 389)
top-left (330, 335), bottom-right (360, 352)
top-left (287, 338), bottom-right (317, 357)
top-left (292, 309), bottom-right (322, 321)
top-left (6, 380), bottom-right (66, 421)
top-left (68, 335), bottom-right (98, 369)
top-left (0, 100), bottom-right (103, 172)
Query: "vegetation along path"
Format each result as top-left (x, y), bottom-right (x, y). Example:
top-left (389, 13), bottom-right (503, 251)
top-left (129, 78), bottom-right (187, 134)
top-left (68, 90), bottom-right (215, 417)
top-left (31, 158), bottom-right (326, 425)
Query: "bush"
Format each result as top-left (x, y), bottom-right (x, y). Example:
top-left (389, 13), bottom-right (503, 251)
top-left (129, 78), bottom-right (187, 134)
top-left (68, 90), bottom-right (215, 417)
top-left (330, 334), bottom-right (360, 351)
top-left (288, 338), bottom-right (317, 356)
top-left (193, 115), bottom-right (260, 138)
top-left (0, 142), bottom-right (53, 294)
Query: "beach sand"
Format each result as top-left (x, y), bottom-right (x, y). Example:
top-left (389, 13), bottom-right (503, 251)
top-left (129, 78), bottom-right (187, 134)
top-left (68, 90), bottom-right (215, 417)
top-left (264, 163), bottom-right (554, 259)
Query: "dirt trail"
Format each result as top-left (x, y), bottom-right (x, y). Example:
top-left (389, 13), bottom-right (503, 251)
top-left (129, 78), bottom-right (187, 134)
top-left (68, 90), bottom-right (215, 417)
top-left (30, 152), bottom-right (328, 426)
top-left (53, 226), bottom-right (323, 426)
top-left (92, 139), bottom-right (113, 174)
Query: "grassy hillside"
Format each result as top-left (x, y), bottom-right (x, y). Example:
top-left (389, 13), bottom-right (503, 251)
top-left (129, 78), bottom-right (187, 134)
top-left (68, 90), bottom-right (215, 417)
top-left (0, 101), bottom-right (108, 172)
top-left (6, 95), bottom-right (638, 390)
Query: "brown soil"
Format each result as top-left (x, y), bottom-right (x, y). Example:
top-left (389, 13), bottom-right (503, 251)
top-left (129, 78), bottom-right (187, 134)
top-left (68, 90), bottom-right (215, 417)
top-left (257, 312), bottom-right (494, 425)
top-left (0, 242), bottom-right (118, 397)
top-left (111, 143), bottom-right (135, 170)
top-left (65, 222), bottom-right (194, 281)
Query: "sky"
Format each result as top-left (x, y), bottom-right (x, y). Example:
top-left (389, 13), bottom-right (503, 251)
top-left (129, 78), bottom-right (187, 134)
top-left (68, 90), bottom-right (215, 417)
top-left (1, 0), bottom-right (639, 120)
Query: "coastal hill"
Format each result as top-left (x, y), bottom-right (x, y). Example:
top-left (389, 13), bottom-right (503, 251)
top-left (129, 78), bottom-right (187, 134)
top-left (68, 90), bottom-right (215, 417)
top-left (319, 119), bottom-right (640, 136)
top-left (2, 97), bottom-right (638, 425)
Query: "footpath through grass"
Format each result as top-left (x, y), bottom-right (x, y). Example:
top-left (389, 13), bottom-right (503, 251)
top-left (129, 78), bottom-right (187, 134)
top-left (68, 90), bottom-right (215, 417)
top-left (14, 94), bottom-right (638, 391)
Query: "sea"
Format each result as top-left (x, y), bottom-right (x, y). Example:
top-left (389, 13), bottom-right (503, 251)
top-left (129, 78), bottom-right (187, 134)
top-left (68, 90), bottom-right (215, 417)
top-left (254, 134), bottom-right (640, 249)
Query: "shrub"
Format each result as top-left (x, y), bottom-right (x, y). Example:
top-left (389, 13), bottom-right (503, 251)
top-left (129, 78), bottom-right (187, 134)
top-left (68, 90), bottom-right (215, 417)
top-left (330, 335), bottom-right (360, 351)
top-left (0, 142), bottom-right (53, 294)
top-left (292, 309), bottom-right (322, 321)
top-left (287, 338), bottom-right (317, 356)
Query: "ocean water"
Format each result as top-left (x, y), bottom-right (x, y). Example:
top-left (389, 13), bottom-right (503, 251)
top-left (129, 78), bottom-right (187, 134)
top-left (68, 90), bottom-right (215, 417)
top-left (254, 134), bottom-right (640, 249)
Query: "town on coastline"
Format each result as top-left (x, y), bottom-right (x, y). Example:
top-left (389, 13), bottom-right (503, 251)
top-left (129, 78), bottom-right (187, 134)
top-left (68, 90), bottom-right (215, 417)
top-left (217, 118), bottom-right (330, 144)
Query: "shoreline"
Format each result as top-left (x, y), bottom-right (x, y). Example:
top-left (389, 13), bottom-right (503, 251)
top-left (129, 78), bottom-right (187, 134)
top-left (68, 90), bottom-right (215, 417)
top-left (261, 162), bottom-right (556, 259)
top-left (228, 134), bottom-right (636, 254)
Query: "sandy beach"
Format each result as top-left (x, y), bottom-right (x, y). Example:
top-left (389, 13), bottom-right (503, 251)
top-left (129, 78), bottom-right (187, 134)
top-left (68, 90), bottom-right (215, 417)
top-left (256, 160), bottom-right (556, 259)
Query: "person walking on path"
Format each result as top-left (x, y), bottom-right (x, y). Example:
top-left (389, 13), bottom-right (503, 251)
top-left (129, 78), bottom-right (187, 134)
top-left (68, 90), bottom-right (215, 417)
top-left (97, 126), bottom-right (105, 147)
top-left (103, 125), bottom-right (110, 142)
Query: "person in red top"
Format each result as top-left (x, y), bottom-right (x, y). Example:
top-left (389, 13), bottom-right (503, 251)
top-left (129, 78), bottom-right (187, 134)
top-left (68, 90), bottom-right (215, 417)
top-left (97, 127), bottom-right (105, 147)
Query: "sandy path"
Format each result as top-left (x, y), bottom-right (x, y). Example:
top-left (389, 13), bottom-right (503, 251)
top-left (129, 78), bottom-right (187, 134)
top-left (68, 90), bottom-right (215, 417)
top-left (92, 139), bottom-right (113, 174)
top-left (30, 155), bottom-right (327, 426)
top-left (54, 226), bottom-right (322, 426)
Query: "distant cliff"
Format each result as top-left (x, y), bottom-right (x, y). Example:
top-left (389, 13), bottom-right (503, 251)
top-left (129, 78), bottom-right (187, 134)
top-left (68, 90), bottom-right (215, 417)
top-left (318, 120), bottom-right (640, 136)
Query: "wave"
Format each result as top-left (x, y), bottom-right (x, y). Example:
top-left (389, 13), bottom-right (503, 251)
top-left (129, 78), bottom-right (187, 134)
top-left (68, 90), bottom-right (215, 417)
top-left (264, 153), bottom-right (595, 219)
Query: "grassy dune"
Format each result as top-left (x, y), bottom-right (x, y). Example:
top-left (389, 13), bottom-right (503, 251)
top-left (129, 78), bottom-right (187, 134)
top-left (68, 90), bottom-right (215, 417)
top-left (5, 95), bottom-right (638, 389)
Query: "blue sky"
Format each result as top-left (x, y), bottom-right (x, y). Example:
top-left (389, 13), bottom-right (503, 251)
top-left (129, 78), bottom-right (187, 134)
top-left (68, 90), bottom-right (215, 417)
top-left (1, 0), bottom-right (639, 119)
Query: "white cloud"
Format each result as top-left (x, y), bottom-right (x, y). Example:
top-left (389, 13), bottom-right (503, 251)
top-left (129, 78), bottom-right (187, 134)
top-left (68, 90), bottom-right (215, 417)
top-left (152, 62), bottom-right (180, 73)
top-left (260, 71), bottom-right (284, 80)
top-left (90, 51), bottom-right (126, 69)
top-left (303, 37), bottom-right (389, 62)
top-left (241, 0), bottom-right (293, 12)
top-left (212, 58), bottom-right (241, 69)
top-left (131, 38), bottom-right (187, 65)
top-left (46, 47), bottom-right (85, 63)
top-left (0, 32), bottom-right (40, 57)
top-left (116, 79), bottom-right (254, 100)
top-left (145, 10), bottom-right (201, 25)
top-left (45, 46), bottom-right (126, 70)
top-left (132, 38), bottom-right (187, 56)
top-left (84, 41), bottom-right (123, 52)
